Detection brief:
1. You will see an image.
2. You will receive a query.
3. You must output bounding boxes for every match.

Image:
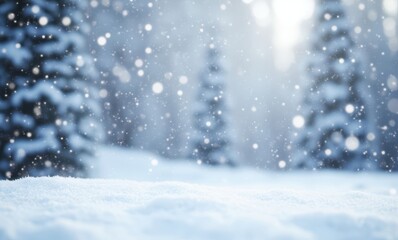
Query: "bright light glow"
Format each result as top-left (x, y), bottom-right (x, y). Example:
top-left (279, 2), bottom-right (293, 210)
top-left (137, 69), bottom-right (144, 77)
top-left (39, 16), bottom-right (48, 26)
top-left (145, 47), bottom-right (152, 54)
top-left (345, 136), bottom-right (360, 151)
top-left (367, 133), bottom-right (376, 141)
top-left (7, 13), bottom-right (15, 20)
top-left (152, 82), bottom-right (164, 94)
top-left (251, 1), bottom-right (271, 26)
top-left (325, 149), bottom-right (332, 156)
top-left (145, 24), bottom-right (153, 31)
top-left (273, 0), bottom-right (314, 22)
top-left (62, 17), bottom-right (71, 26)
top-left (252, 143), bottom-right (259, 149)
top-left (32, 5), bottom-right (40, 14)
top-left (383, 0), bottom-right (398, 16)
top-left (292, 115), bottom-right (305, 128)
top-left (272, 0), bottom-right (315, 70)
top-left (179, 76), bottom-right (188, 85)
top-left (278, 160), bottom-right (286, 168)
top-left (390, 188), bottom-right (397, 195)
top-left (151, 159), bottom-right (158, 167)
top-left (76, 56), bottom-right (85, 67)
top-left (324, 13), bottom-right (332, 20)
top-left (97, 36), bottom-right (107, 46)
top-left (32, 67), bottom-right (40, 75)
top-left (345, 104), bottom-right (355, 114)
top-left (354, 26), bottom-right (362, 34)
top-left (135, 59), bottom-right (144, 68)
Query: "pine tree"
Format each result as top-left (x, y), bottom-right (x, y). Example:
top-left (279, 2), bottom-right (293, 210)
top-left (190, 42), bottom-right (235, 166)
top-left (350, 0), bottom-right (398, 172)
top-left (0, 0), bottom-right (101, 179)
top-left (292, 0), bottom-right (377, 170)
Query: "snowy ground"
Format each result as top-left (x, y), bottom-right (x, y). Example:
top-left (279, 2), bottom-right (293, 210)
top-left (0, 147), bottom-right (397, 240)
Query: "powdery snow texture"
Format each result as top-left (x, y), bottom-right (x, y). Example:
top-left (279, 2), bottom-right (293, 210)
top-left (0, 147), bottom-right (397, 240)
top-left (0, 178), bottom-right (397, 240)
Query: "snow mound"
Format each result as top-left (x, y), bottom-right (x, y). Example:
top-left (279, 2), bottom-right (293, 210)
top-left (0, 146), bottom-right (397, 240)
top-left (0, 177), bottom-right (397, 240)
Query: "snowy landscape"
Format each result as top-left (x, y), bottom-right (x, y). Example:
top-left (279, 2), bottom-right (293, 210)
top-left (1, 146), bottom-right (397, 240)
top-left (1, 0), bottom-right (398, 239)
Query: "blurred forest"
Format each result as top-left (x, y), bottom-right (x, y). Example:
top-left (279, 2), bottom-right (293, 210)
top-left (1, 0), bottom-right (398, 179)
top-left (90, 0), bottom-right (398, 169)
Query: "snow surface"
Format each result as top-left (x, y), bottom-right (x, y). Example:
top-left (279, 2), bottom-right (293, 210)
top-left (0, 146), bottom-right (397, 240)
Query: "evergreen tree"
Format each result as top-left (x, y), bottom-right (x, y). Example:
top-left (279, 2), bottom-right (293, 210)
top-left (292, 0), bottom-right (377, 170)
top-left (0, 0), bottom-right (101, 179)
top-left (190, 42), bottom-right (235, 166)
top-left (349, 0), bottom-right (398, 172)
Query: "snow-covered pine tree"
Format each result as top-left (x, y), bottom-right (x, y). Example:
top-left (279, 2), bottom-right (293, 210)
top-left (190, 41), bottom-right (235, 166)
top-left (349, 1), bottom-right (397, 172)
top-left (292, 0), bottom-right (377, 170)
top-left (0, 0), bottom-right (101, 179)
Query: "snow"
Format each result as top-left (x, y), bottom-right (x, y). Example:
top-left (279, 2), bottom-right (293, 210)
top-left (11, 113), bottom-right (35, 129)
top-left (11, 81), bottom-right (63, 108)
top-left (6, 126), bottom-right (60, 163)
top-left (318, 82), bottom-right (348, 102)
top-left (0, 146), bottom-right (397, 240)
top-left (0, 42), bottom-right (31, 67)
top-left (42, 60), bottom-right (75, 76)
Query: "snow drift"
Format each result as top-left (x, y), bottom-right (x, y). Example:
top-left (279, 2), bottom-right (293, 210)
top-left (0, 146), bottom-right (397, 240)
